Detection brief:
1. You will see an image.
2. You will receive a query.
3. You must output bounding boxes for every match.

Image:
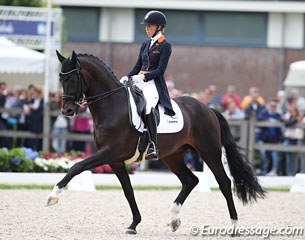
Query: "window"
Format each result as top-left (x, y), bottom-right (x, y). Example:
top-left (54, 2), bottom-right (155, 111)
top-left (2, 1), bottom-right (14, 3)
top-left (63, 7), bottom-right (99, 42)
top-left (203, 12), bottom-right (267, 46)
top-left (135, 9), bottom-right (267, 47)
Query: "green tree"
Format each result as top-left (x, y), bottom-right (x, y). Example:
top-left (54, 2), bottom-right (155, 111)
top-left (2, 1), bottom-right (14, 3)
top-left (0, 0), bottom-right (42, 7)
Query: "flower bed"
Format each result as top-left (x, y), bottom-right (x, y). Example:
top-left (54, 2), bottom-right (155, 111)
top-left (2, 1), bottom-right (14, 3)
top-left (0, 148), bottom-right (136, 174)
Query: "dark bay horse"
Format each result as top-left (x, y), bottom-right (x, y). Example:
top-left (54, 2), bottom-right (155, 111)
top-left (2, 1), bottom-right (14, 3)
top-left (47, 50), bottom-right (265, 234)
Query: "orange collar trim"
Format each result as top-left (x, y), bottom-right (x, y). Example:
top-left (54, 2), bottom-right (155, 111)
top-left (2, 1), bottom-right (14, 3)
top-left (158, 35), bottom-right (166, 43)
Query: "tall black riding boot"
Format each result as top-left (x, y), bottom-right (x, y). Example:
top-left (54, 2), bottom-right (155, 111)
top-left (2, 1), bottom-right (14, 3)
top-left (145, 112), bottom-right (158, 160)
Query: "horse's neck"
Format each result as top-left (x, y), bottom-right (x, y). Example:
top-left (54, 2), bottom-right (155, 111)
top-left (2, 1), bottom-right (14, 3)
top-left (81, 59), bottom-right (128, 123)
top-left (86, 78), bottom-right (119, 97)
top-left (84, 71), bottom-right (120, 98)
top-left (86, 79), bottom-right (128, 122)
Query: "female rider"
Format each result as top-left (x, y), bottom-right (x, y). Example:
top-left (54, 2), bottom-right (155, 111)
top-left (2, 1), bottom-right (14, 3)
top-left (120, 10), bottom-right (175, 160)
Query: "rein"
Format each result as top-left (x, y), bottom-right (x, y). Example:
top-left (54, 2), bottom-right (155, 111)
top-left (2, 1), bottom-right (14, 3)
top-left (60, 64), bottom-right (126, 106)
top-left (85, 86), bottom-right (126, 105)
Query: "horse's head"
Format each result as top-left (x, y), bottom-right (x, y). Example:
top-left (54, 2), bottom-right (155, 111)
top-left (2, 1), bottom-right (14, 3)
top-left (56, 50), bottom-right (87, 117)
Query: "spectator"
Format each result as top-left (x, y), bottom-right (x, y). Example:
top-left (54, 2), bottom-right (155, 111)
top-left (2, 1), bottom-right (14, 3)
top-left (197, 89), bottom-right (209, 106)
top-left (244, 91), bottom-right (265, 142)
top-left (222, 98), bottom-right (245, 120)
top-left (207, 85), bottom-right (223, 112)
top-left (276, 90), bottom-right (286, 114)
top-left (209, 85), bottom-right (222, 106)
top-left (69, 105), bottom-right (91, 152)
top-left (222, 98), bottom-right (245, 141)
top-left (241, 86), bottom-right (265, 110)
top-left (221, 85), bottom-right (241, 111)
top-left (288, 88), bottom-right (305, 117)
top-left (1, 87), bottom-right (17, 128)
top-left (283, 97), bottom-right (303, 175)
top-left (52, 115), bottom-right (68, 154)
top-left (166, 79), bottom-right (182, 98)
top-left (0, 84), bottom-right (6, 123)
top-left (244, 90), bottom-right (265, 119)
top-left (257, 99), bottom-right (283, 176)
top-left (0, 83), bottom-right (5, 108)
top-left (0, 83), bottom-right (8, 147)
top-left (51, 91), bottom-right (68, 154)
top-left (13, 88), bottom-right (30, 147)
top-left (300, 115), bottom-right (305, 174)
top-left (0, 82), bottom-right (7, 90)
top-left (197, 88), bottom-right (215, 108)
top-left (27, 84), bottom-right (35, 98)
top-left (24, 86), bottom-right (44, 151)
top-left (1, 87), bottom-right (17, 148)
top-left (184, 150), bottom-right (203, 171)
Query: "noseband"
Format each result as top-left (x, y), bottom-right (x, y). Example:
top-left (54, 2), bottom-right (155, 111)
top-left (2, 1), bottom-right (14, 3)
top-left (60, 61), bottom-right (125, 106)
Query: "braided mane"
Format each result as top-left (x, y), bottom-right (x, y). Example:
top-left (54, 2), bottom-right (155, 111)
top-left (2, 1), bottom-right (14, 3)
top-left (77, 53), bottom-right (119, 81)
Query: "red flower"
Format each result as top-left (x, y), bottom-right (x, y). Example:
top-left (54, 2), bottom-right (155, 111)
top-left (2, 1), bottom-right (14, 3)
top-left (102, 164), bottom-right (112, 173)
top-left (93, 166), bottom-right (104, 173)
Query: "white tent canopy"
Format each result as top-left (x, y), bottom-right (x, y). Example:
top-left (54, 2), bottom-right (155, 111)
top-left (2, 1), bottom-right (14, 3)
top-left (0, 36), bottom-right (45, 74)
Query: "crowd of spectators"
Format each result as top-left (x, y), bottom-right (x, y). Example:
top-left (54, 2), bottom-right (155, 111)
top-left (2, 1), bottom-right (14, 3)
top-left (0, 82), bottom-right (44, 151)
top-left (0, 82), bottom-right (93, 155)
top-left (1, 80), bottom-right (305, 176)
top-left (166, 81), bottom-right (305, 176)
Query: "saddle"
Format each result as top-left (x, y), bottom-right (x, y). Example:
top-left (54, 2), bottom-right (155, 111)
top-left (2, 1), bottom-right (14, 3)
top-left (124, 83), bottom-right (183, 164)
top-left (129, 85), bottom-right (160, 125)
top-left (128, 85), bottom-right (160, 161)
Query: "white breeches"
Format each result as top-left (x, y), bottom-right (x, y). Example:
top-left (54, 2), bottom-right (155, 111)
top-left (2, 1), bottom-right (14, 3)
top-left (135, 79), bottom-right (159, 114)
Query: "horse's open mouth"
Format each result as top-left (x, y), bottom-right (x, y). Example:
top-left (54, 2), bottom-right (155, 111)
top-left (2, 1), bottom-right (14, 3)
top-left (61, 108), bottom-right (77, 117)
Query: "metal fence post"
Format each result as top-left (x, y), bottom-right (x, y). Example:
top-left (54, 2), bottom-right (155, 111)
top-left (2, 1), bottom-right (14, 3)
top-left (42, 102), bottom-right (51, 151)
top-left (247, 113), bottom-right (256, 164)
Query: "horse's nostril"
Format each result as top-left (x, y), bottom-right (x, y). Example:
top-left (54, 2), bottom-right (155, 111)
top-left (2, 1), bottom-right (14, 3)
top-left (62, 108), bottom-right (74, 116)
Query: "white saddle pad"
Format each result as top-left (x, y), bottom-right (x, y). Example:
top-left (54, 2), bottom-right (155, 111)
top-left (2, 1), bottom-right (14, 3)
top-left (128, 88), bottom-right (184, 133)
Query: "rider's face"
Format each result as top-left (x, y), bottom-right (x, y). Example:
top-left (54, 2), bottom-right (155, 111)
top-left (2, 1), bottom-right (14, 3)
top-left (145, 25), bottom-right (158, 38)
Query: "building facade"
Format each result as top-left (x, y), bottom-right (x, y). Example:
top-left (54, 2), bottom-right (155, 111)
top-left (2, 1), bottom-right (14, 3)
top-left (53, 0), bottom-right (305, 98)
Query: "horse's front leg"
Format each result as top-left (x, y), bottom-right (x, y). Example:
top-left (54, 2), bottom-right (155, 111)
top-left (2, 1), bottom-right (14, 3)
top-left (110, 162), bottom-right (141, 234)
top-left (46, 148), bottom-right (113, 206)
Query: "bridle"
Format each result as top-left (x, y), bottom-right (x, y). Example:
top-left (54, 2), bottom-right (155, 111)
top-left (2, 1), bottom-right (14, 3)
top-left (60, 61), bottom-right (125, 106)
top-left (60, 61), bottom-right (87, 107)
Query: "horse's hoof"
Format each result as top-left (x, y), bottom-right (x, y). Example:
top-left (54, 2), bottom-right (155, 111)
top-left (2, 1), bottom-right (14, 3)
top-left (125, 228), bottom-right (137, 234)
top-left (169, 218), bottom-right (181, 232)
top-left (45, 196), bottom-right (59, 207)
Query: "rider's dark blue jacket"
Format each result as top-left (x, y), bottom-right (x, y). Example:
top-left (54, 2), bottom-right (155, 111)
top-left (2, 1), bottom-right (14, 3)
top-left (128, 36), bottom-right (175, 116)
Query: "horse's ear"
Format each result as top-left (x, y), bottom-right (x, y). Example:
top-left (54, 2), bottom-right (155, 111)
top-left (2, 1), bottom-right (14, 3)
top-left (56, 50), bottom-right (66, 63)
top-left (71, 50), bottom-right (78, 67)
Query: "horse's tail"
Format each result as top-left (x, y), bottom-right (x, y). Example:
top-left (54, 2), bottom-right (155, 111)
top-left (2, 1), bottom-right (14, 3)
top-left (211, 108), bottom-right (266, 204)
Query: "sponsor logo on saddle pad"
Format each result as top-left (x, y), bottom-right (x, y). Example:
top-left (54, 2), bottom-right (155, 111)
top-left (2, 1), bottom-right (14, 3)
top-left (167, 119), bottom-right (178, 124)
top-left (128, 88), bottom-right (184, 133)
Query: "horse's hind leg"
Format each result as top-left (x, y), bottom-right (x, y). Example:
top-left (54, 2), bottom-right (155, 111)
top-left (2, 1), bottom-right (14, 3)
top-left (110, 162), bottom-right (141, 234)
top-left (161, 153), bottom-right (199, 232)
top-left (196, 144), bottom-right (238, 224)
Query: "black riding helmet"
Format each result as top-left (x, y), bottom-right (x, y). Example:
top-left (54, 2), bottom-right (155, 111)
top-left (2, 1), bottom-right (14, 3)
top-left (141, 10), bottom-right (167, 26)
